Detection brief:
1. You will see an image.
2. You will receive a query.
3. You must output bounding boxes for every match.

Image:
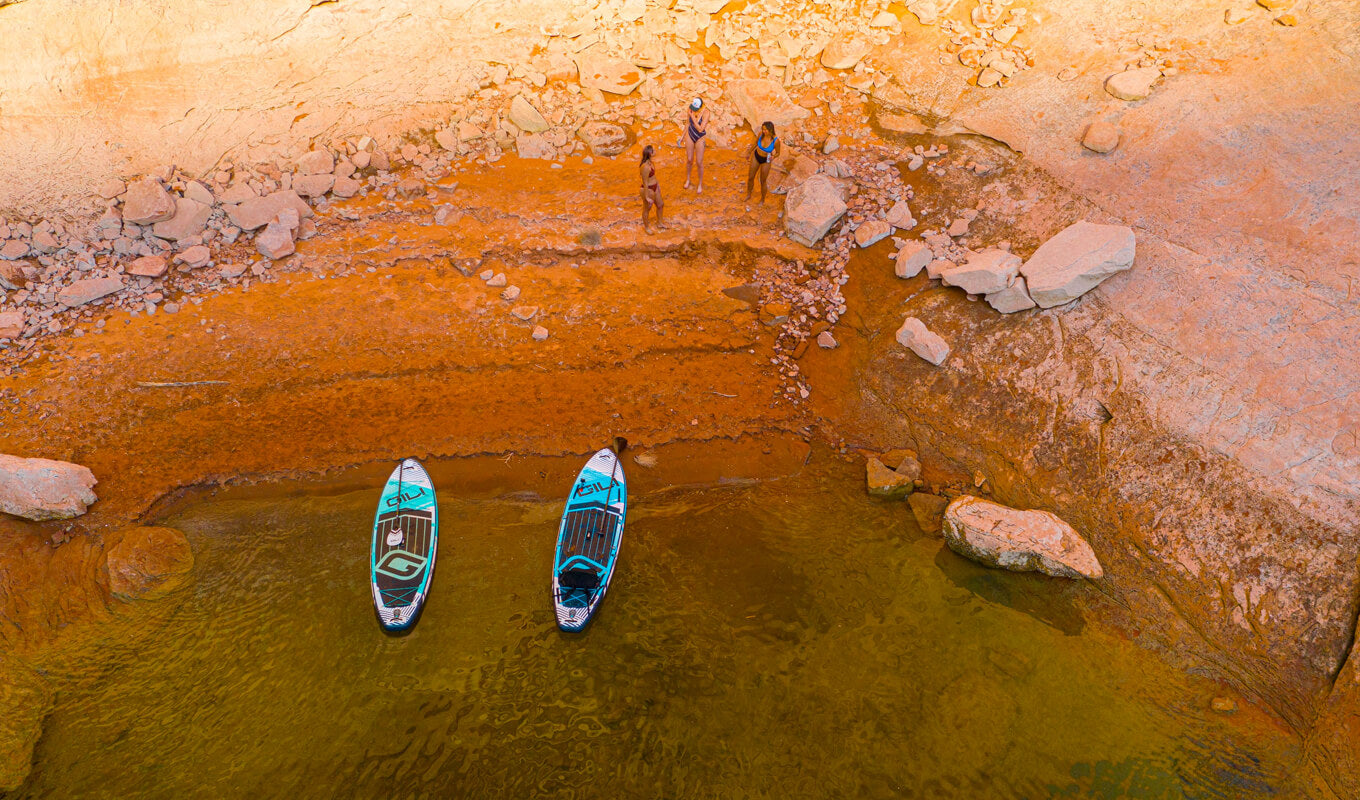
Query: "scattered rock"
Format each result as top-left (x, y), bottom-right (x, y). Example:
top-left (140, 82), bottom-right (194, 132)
top-left (434, 128), bottom-right (459, 152)
top-left (57, 276), bottom-right (123, 308)
top-left (126, 255), bottom-right (168, 278)
top-left (909, 492), bottom-right (949, 535)
top-left (816, 330), bottom-right (837, 349)
top-left (30, 230), bottom-right (60, 254)
top-left (293, 173), bottom-right (335, 198)
top-left (511, 305), bottom-right (539, 321)
top-left (331, 176), bottom-right (361, 198)
top-left (821, 39), bottom-right (868, 69)
top-left (487, 272), bottom-right (507, 287)
top-left (784, 174), bottom-right (847, 247)
top-left (926, 258), bottom-right (954, 280)
top-left (501, 285), bottom-right (521, 301)
top-left (0, 454), bottom-right (98, 521)
top-left (515, 134), bottom-right (555, 160)
top-left (295, 149), bottom-right (335, 175)
top-left (854, 219), bottom-right (891, 247)
top-left (219, 183), bottom-right (257, 205)
top-left (895, 241), bottom-right (932, 278)
top-left (985, 276), bottom-right (1037, 313)
top-left (773, 154), bottom-right (819, 195)
top-left (0, 262), bottom-right (25, 289)
top-left (433, 204), bottom-right (458, 225)
top-left (822, 135), bottom-right (840, 155)
top-left (1105, 67), bottom-right (1162, 101)
top-left (225, 190), bottom-right (312, 231)
top-left (866, 456), bottom-right (914, 499)
top-left (941, 249), bottom-right (1020, 295)
top-left (174, 245), bottom-right (211, 269)
top-left (576, 121), bottom-right (630, 157)
top-left (151, 197), bottom-right (211, 242)
top-left (509, 94), bottom-right (550, 133)
top-left (1, 241), bottom-right (29, 260)
top-left (885, 200), bottom-right (915, 229)
top-left (531, 325), bottom-right (550, 341)
top-left (122, 178), bottom-right (177, 224)
top-left (947, 217), bottom-right (971, 237)
top-left (575, 52), bottom-right (645, 95)
top-left (895, 316), bottom-right (949, 365)
top-left (1082, 121), bottom-right (1120, 153)
top-left (725, 79), bottom-right (811, 130)
top-left (943, 495), bottom-right (1103, 579)
top-left (183, 181), bottom-right (214, 205)
top-left (255, 220), bottom-right (296, 260)
top-left (97, 178), bottom-right (127, 199)
top-left (0, 311), bottom-right (23, 339)
top-left (1020, 221), bottom-right (1135, 308)
top-left (104, 526), bottom-right (194, 601)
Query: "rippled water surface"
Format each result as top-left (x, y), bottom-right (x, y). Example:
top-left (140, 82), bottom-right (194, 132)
top-left (18, 459), bottom-right (1297, 798)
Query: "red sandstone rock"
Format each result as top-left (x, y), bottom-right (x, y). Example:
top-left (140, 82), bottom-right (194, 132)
top-left (151, 197), bottom-right (211, 241)
top-left (122, 178), bottom-right (176, 224)
top-left (1082, 121), bottom-right (1120, 153)
top-left (0, 310), bottom-right (23, 339)
top-left (0, 454), bottom-right (97, 521)
top-left (225, 190), bottom-right (312, 231)
top-left (104, 525), bottom-right (194, 601)
top-left (295, 149), bottom-right (334, 175)
top-left (57, 276), bottom-right (123, 307)
top-left (895, 316), bottom-right (949, 365)
top-left (127, 255), bottom-right (168, 277)
top-left (943, 495), bottom-right (1103, 579)
top-left (895, 241), bottom-right (932, 278)
top-left (1020, 221), bottom-right (1135, 308)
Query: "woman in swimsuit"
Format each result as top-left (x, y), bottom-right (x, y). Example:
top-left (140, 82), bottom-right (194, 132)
top-left (683, 97), bottom-right (708, 194)
top-left (744, 121), bottom-right (781, 203)
top-left (639, 145), bottom-right (665, 234)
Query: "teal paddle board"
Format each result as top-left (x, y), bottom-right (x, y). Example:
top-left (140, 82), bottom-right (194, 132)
top-left (370, 458), bottom-right (439, 631)
top-left (552, 448), bottom-right (627, 631)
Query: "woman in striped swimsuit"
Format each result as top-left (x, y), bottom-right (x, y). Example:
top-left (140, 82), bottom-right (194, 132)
top-left (744, 121), bottom-right (781, 203)
top-left (683, 97), bottom-right (708, 194)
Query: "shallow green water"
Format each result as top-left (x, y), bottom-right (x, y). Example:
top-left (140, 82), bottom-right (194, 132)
top-left (17, 460), bottom-right (1296, 798)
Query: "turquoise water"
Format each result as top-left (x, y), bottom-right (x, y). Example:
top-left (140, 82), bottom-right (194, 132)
top-left (14, 459), bottom-right (1296, 798)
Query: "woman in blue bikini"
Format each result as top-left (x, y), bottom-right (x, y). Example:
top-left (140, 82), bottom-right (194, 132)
top-left (744, 121), bottom-right (781, 203)
top-left (683, 97), bottom-right (708, 194)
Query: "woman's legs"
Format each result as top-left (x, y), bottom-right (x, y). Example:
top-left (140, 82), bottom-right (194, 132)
top-left (654, 191), bottom-right (665, 228)
top-left (758, 162), bottom-right (772, 203)
top-left (744, 156), bottom-right (758, 201)
top-left (640, 188), bottom-right (653, 232)
top-left (694, 137), bottom-right (706, 193)
top-left (684, 136), bottom-right (695, 189)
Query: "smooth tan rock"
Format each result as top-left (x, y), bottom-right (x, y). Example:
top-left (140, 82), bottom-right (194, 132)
top-left (855, 219), bottom-right (892, 247)
top-left (57, 276), bottom-right (123, 308)
top-left (784, 174), bottom-right (847, 247)
top-left (943, 495), bottom-right (1103, 579)
top-left (725, 79), bottom-right (811, 131)
top-left (0, 310), bottom-right (23, 339)
top-left (866, 456), bottom-right (913, 499)
top-left (575, 52), bottom-right (644, 95)
top-left (885, 200), bottom-right (915, 229)
top-left (104, 526), bottom-right (194, 600)
top-left (508, 94), bottom-right (549, 132)
top-left (0, 454), bottom-right (97, 520)
top-left (941, 249), bottom-right (1020, 295)
top-left (894, 241), bottom-right (932, 278)
top-left (225, 190), bottom-right (312, 231)
top-left (127, 255), bottom-right (168, 277)
top-left (1105, 67), bottom-right (1162, 101)
top-left (1020, 221), bottom-right (1135, 308)
top-left (821, 39), bottom-right (868, 69)
top-left (0, 241), bottom-right (28, 260)
top-left (151, 197), bottom-right (211, 241)
top-left (331, 176), bottom-right (361, 198)
top-left (255, 220), bottom-right (295, 259)
top-left (1082, 120), bottom-right (1120, 153)
top-left (293, 173), bottom-right (334, 198)
top-left (122, 178), bottom-right (176, 224)
top-left (576, 121), bottom-right (629, 157)
top-left (772, 154), bottom-right (819, 195)
top-left (985, 276), bottom-right (1037, 313)
top-left (295, 149), bottom-right (334, 175)
top-left (895, 316), bottom-right (949, 365)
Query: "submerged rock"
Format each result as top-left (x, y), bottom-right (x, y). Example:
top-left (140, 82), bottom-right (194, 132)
top-left (0, 658), bottom-right (53, 793)
top-left (942, 495), bottom-right (1103, 579)
top-left (104, 525), bottom-right (194, 600)
top-left (909, 492), bottom-right (949, 535)
top-left (0, 454), bottom-right (98, 520)
top-left (1020, 221), bottom-right (1135, 308)
top-left (866, 456), bottom-right (914, 499)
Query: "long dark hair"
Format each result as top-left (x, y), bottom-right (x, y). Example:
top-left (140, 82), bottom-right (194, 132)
top-left (762, 121), bottom-right (776, 137)
top-left (641, 145), bottom-right (654, 163)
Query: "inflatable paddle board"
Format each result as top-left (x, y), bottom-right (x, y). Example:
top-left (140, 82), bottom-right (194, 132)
top-left (552, 448), bottom-right (627, 631)
top-left (371, 458), bottom-right (439, 631)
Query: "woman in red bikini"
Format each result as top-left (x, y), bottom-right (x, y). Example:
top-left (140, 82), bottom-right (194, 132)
top-left (639, 145), bottom-right (665, 234)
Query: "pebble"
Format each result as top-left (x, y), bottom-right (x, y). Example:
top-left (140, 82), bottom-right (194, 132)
top-left (531, 325), bottom-right (550, 341)
top-left (502, 285), bottom-right (521, 301)
top-left (487, 272), bottom-right (508, 287)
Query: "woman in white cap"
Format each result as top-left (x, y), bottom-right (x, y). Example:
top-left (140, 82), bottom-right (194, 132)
top-left (683, 97), bottom-right (708, 194)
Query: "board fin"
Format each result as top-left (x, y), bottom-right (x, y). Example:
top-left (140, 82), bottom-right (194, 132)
top-left (610, 436), bottom-right (628, 455)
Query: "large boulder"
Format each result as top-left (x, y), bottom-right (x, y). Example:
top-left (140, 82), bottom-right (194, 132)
top-left (576, 121), bottom-right (629, 157)
top-left (508, 94), bottom-right (549, 133)
top-left (295, 149), bottom-right (334, 175)
top-left (895, 316), bottom-right (949, 365)
top-left (725, 79), bottom-right (811, 131)
top-left (104, 525), bottom-right (194, 600)
top-left (1020, 221), bottom-right (1135, 308)
top-left (224, 190), bottom-right (313, 231)
top-left (575, 53), bottom-right (644, 95)
top-left (772, 154), bottom-right (819, 195)
top-left (941, 248), bottom-right (1020, 295)
top-left (0, 454), bottom-right (97, 520)
top-left (942, 495), bottom-right (1103, 579)
top-left (151, 197), bottom-right (211, 242)
top-left (783, 174), bottom-right (847, 246)
top-left (895, 241), bottom-right (932, 278)
top-left (121, 178), bottom-right (176, 224)
top-left (56, 276), bottom-right (123, 308)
